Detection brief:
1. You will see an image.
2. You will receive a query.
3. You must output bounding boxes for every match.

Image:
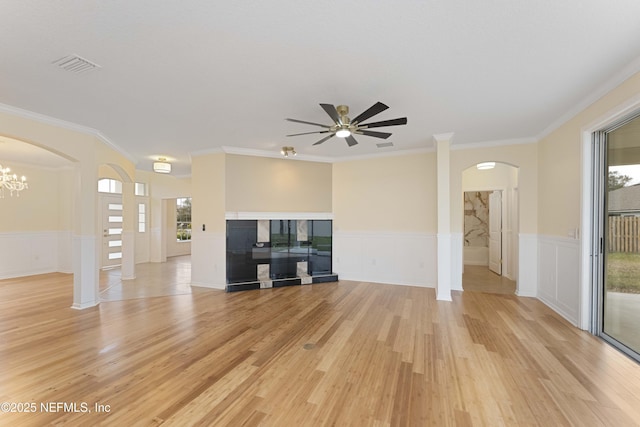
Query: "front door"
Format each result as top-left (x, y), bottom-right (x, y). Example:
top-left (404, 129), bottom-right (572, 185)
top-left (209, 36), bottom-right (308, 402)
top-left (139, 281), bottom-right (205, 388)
top-left (101, 195), bottom-right (123, 268)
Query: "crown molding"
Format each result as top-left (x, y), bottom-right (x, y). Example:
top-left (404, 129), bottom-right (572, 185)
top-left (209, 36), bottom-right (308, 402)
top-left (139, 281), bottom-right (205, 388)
top-left (221, 146), bottom-right (335, 163)
top-left (190, 145), bottom-right (435, 164)
top-left (188, 146), bottom-right (225, 157)
top-left (537, 54), bottom-right (640, 140)
top-left (0, 102), bottom-right (137, 165)
top-left (450, 137), bottom-right (538, 151)
top-left (331, 146), bottom-right (433, 163)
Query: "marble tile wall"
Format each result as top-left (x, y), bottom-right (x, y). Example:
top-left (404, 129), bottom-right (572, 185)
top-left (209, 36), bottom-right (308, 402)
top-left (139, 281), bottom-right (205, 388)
top-left (464, 191), bottom-right (489, 247)
top-left (297, 220), bottom-right (308, 241)
top-left (257, 220), bottom-right (270, 243)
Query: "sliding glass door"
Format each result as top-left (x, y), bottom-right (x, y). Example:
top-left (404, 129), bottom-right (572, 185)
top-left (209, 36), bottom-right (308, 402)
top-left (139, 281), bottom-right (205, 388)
top-left (596, 113), bottom-right (640, 360)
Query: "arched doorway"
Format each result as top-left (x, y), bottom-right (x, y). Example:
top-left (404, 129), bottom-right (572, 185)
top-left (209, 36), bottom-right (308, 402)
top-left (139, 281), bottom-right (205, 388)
top-left (461, 161), bottom-right (519, 294)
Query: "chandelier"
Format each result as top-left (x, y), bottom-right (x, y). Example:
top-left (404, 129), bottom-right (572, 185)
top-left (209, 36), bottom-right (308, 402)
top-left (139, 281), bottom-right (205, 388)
top-left (0, 164), bottom-right (28, 197)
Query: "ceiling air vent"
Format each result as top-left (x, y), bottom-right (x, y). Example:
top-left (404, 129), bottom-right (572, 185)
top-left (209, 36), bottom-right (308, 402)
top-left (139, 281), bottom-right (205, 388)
top-left (52, 54), bottom-right (101, 74)
top-left (376, 142), bottom-right (394, 148)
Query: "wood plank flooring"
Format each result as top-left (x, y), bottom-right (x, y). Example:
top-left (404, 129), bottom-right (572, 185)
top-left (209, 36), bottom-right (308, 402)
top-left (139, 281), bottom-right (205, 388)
top-left (462, 265), bottom-right (516, 295)
top-left (1, 271), bottom-right (640, 426)
top-left (99, 255), bottom-right (193, 301)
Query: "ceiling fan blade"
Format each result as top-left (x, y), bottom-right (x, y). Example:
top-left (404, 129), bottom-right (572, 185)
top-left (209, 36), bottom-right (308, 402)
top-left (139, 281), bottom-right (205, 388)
top-left (286, 118), bottom-right (331, 128)
top-left (351, 102), bottom-right (389, 125)
top-left (313, 133), bottom-right (336, 145)
top-left (287, 130), bottom-right (330, 137)
top-left (345, 135), bottom-right (358, 147)
top-left (360, 117), bottom-right (407, 129)
top-left (319, 103), bottom-right (342, 125)
top-left (357, 129), bottom-right (392, 139)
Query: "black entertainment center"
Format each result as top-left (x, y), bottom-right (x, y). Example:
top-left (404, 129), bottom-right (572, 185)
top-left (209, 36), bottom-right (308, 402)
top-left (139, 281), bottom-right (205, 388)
top-left (226, 219), bottom-right (338, 292)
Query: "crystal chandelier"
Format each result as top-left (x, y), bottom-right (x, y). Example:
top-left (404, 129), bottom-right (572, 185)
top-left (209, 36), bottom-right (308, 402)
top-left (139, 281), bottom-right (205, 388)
top-left (0, 163), bottom-right (28, 197)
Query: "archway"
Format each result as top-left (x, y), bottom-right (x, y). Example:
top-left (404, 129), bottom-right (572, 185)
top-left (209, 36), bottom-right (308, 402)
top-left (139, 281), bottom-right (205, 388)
top-left (0, 135), bottom-right (77, 281)
top-left (461, 161), bottom-right (519, 294)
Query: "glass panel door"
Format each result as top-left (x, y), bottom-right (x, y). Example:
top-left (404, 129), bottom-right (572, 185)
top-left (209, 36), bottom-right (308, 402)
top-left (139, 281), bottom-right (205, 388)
top-left (603, 114), bottom-right (640, 357)
top-left (101, 195), bottom-right (123, 268)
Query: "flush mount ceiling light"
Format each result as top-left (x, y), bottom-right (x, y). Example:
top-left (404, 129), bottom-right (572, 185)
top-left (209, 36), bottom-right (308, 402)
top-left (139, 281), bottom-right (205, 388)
top-left (476, 162), bottom-right (496, 170)
top-left (281, 146), bottom-right (296, 157)
top-left (153, 158), bottom-right (172, 174)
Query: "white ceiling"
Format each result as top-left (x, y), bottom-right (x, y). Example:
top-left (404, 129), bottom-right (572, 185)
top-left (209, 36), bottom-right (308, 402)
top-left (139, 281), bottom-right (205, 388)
top-left (2, 1), bottom-right (640, 176)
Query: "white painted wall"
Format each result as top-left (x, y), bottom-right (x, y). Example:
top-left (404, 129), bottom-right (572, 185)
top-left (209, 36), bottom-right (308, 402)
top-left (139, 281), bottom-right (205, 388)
top-left (333, 231), bottom-right (437, 287)
top-left (537, 235), bottom-right (580, 325)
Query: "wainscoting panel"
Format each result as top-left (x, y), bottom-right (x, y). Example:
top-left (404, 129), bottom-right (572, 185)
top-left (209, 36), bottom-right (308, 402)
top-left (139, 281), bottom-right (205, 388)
top-left (57, 230), bottom-right (73, 273)
top-left (537, 235), bottom-right (580, 326)
top-left (517, 234), bottom-right (538, 297)
top-left (451, 233), bottom-right (463, 291)
top-left (0, 231), bottom-right (71, 279)
top-left (190, 231), bottom-right (226, 290)
top-left (333, 231), bottom-right (437, 287)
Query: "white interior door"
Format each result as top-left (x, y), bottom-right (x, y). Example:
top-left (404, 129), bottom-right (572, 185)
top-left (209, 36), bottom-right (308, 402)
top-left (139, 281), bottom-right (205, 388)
top-left (489, 190), bottom-right (502, 275)
top-left (101, 195), bottom-right (123, 268)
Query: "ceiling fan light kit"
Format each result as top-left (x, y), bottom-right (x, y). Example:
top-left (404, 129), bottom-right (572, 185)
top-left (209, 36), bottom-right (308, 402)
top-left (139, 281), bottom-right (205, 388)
top-left (286, 101), bottom-right (407, 148)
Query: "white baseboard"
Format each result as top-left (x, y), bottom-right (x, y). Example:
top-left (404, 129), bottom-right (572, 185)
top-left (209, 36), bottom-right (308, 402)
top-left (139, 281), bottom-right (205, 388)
top-left (0, 231), bottom-right (72, 279)
top-left (333, 231), bottom-right (437, 288)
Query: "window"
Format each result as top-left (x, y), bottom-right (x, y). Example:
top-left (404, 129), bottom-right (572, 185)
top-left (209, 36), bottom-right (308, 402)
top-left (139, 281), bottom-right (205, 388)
top-left (135, 182), bottom-right (147, 196)
top-left (176, 197), bottom-right (192, 241)
top-left (138, 203), bottom-right (146, 233)
top-left (97, 178), bottom-right (122, 194)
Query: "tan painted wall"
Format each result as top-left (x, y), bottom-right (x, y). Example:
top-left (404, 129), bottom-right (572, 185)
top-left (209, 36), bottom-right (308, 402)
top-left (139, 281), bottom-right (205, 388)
top-left (0, 163), bottom-right (72, 232)
top-left (225, 154), bottom-right (332, 213)
top-left (332, 152), bottom-right (436, 233)
top-left (192, 153), bottom-right (225, 233)
top-left (451, 143), bottom-right (537, 234)
top-left (462, 162), bottom-right (517, 190)
top-left (538, 71), bottom-right (640, 236)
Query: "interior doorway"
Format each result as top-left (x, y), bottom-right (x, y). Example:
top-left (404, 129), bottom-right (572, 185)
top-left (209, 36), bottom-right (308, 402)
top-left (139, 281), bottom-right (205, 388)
top-left (462, 162), bottom-right (519, 294)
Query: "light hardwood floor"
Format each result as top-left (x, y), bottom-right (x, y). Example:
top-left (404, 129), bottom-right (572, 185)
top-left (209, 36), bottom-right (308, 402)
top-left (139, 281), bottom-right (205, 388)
top-left (100, 255), bottom-right (194, 301)
top-left (462, 265), bottom-right (516, 295)
top-left (1, 269), bottom-right (640, 426)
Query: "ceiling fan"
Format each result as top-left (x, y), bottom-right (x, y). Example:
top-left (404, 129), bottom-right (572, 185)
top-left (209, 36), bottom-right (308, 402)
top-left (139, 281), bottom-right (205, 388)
top-left (286, 102), bottom-right (407, 147)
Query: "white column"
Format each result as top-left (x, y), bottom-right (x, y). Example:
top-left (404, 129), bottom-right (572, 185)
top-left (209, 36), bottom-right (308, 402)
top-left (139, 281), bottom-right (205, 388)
top-left (71, 165), bottom-right (100, 309)
top-left (121, 181), bottom-right (136, 280)
top-left (72, 234), bottom-right (100, 309)
top-left (435, 133), bottom-right (454, 301)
